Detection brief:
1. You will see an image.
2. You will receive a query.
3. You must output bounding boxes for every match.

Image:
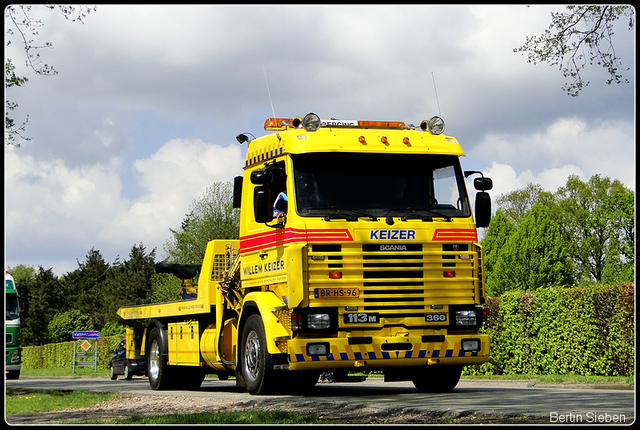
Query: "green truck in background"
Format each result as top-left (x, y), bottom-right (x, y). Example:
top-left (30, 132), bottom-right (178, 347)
top-left (6, 269), bottom-right (22, 379)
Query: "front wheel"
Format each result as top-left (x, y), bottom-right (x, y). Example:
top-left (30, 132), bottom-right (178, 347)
top-left (240, 315), bottom-right (277, 394)
top-left (6, 369), bottom-right (21, 380)
top-left (412, 365), bottom-right (462, 393)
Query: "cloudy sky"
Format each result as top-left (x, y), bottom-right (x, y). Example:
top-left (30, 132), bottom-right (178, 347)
top-left (5, 5), bottom-right (635, 276)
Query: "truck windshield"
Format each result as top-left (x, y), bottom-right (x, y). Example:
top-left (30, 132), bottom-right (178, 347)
top-left (6, 292), bottom-right (19, 321)
top-left (292, 153), bottom-right (470, 220)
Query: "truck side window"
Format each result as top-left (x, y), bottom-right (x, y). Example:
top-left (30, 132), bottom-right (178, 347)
top-left (252, 160), bottom-right (287, 224)
top-left (273, 191), bottom-right (288, 218)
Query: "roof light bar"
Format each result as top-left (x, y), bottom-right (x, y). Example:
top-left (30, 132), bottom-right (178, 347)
top-left (264, 117), bottom-right (302, 130)
top-left (263, 115), bottom-right (442, 132)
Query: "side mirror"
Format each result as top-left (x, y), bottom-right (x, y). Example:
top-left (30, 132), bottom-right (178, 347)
top-left (475, 192), bottom-right (491, 228)
top-left (250, 170), bottom-right (273, 185)
top-left (474, 177), bottom-right (493, 191)
top-left (233, 176), bottom-right (243, 209)
top-left (254, 186), bottom-right (274, 223)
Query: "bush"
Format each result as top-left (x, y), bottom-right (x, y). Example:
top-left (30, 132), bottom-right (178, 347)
top-left (465, 283), bottom-right (634, 377)
top-left (22, 336), bottom-right (124, 370)
top-left (47, 310), bottom-right (95, 344)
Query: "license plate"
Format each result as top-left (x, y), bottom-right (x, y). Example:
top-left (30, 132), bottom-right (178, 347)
top-left (344, 313), bottom-right (379, 324)
top-left (314, 288), bottom-right (359, 298)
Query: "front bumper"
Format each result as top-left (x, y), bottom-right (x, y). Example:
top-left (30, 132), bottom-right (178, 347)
top-left (287, 333), bottom-right (489, 371)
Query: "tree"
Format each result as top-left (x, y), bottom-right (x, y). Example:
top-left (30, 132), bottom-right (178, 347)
top-left (481, 210), bottom-right (516, 296)
top-left (488, 204), bottom-right (573, 295)
top-left (599, 186), bottom-right (634, 284)
top-left (494, 183), bottom-right (553, 225)
top-left (48, 310), bottom-right (94, 343)
top-left (553, 174), bottom-right (634, 284)
top-left (103, 244), bottom-right (158, 325)
top-left (486, 174), bottom-right (635, 295)
top-left (163, 182), bottom-right (240, 264)
top-left (64, 248), bottom-right (110, 329)
top-left (11, 243), bottom-right (164, 344)
top-left (514, 5), bottom-right (635, 96)
top-left (5, 5), bottom-right (96, 146)
top-left (5, 60), bottom-right (30, 146)
top-left (18, 266), bottom-right (68, 346)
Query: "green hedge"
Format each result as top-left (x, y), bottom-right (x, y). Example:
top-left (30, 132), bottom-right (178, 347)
top-left (22, 336), bottom-right (123, 370)
top-left (466, 283), bottom-right (634, 377)
top-left (22, 284), bottom-right (634, 377)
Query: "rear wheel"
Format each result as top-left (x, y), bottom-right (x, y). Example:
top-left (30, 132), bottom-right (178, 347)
top-left (175, 367), bottom-right (206, 390)
top-left (412, 365), bottom-right (462, 393)
top-left (147, 327), bottom-right (174, 390)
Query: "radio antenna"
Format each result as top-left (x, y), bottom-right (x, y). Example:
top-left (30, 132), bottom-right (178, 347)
top-left (263, 66), bottom-right (280, 140)
top-left (431, 72), bottom-right (442, 117)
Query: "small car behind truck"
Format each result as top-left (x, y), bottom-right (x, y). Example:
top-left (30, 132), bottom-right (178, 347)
top-left (109, 339), bottom-right (146, 380)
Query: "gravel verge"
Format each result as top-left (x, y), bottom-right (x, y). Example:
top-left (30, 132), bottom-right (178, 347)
top-left (6, 392), bottom-right (549, 424)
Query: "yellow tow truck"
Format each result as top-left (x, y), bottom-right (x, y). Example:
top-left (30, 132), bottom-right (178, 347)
top-left (118, 113), bottom-right (493, 394)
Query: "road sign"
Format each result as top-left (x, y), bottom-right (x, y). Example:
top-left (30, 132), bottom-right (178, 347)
top-left (72, 331), bottom-right (100, 339)
top-left (80, 340), bottom-right (92, 351)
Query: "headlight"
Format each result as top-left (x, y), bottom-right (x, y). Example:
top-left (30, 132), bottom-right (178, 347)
top-left (11, 350), bottom-right (21, 363)
top-left (302, 113), bottom-right (321, 131)
top-left (307, 313), bottom-right (331, 330)
top-left (455, 310), bottom-right (477, 326)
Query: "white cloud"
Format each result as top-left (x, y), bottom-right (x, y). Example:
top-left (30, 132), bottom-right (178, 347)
top-left (482, 162), bottom-right (585, 199)
top-left (4, 5), bottom-right (634, 276)
top-left (5, 139), bottom-right (244, 275)
top-left (471, 116), bottom-right (635, 193)
top-left (103, 138), bottom-right (244, 247)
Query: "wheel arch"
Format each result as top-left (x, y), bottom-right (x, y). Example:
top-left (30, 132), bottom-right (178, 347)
top-left (146, 319), bottom-right (169, 357)
top-left (239, 292), bottom-right (289, 355)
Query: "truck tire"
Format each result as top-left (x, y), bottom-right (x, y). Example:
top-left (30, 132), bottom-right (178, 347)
top-left (147, 327), bottom-right (174, 390)
top-left (6, 370), bottom-right (20, 380)
top-left (412, 365), bottom-right (462, 393)
top-left (174, 367), bottom-right (206, 390)
top-left (240, 314), bottom-right (277, 394)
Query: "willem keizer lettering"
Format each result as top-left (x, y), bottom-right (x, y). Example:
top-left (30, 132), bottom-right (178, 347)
top-left (243, 260), bottom-right (285, 276)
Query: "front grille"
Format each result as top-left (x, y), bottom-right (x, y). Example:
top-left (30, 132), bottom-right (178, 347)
top-left (308, 242), bottom-right (479, 318)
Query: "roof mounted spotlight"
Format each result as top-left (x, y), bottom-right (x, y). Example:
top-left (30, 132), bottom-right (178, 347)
top-left (302, 113), bottom-right (321, 132)
top-left (426, 116), bottom-right (445, 135)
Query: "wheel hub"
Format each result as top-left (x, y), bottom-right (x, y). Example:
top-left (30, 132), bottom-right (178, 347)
top-left (244, 330), bottom-right (261, 380)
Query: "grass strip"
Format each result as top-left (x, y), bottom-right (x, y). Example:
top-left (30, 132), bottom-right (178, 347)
top-left (6, 388), bottom-right (116, 414)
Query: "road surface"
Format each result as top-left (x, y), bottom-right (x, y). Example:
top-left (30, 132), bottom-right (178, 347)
top-left (6, 376), bottom-right (635, 424)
